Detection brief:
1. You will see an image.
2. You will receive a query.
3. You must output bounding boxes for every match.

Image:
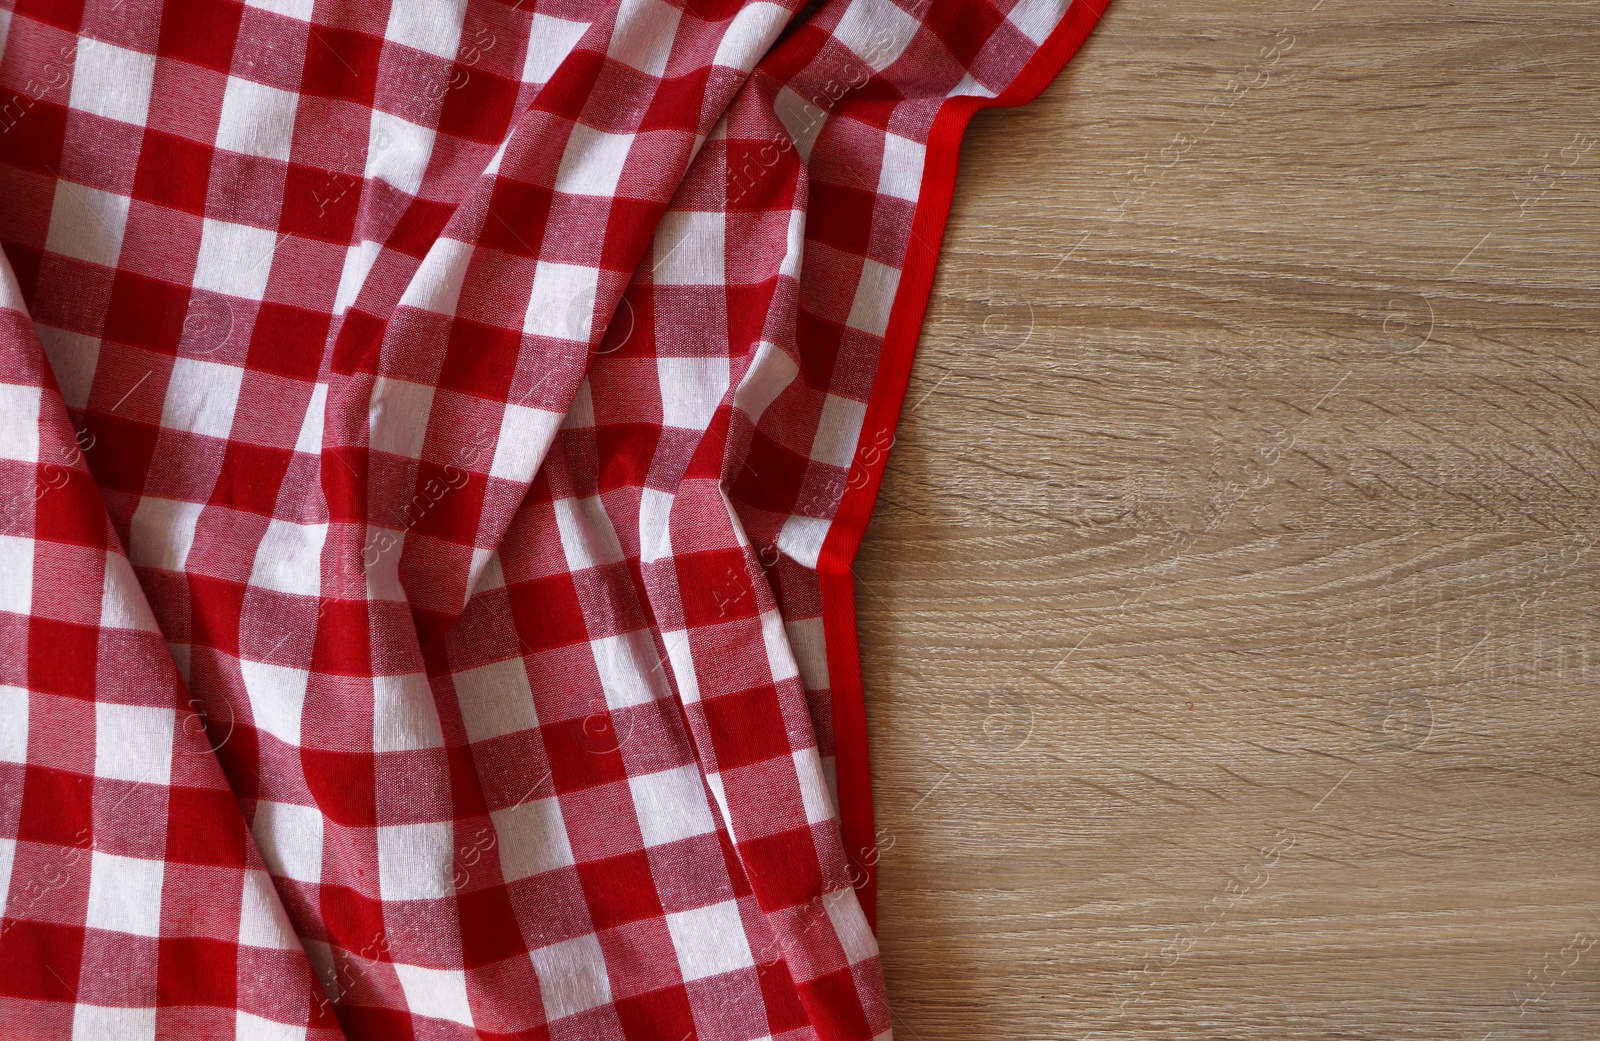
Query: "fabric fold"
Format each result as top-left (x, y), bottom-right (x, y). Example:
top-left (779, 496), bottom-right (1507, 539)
top-left (0, 0), bottom-right (1107, 1036)
top-left (0, 251), bottom-right (339, 1036)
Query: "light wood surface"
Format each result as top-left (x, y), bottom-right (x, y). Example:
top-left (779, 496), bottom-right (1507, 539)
top-left (854, 1), bottom-right (1600, 1038)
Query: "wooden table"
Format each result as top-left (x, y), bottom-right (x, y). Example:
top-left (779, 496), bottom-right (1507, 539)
top-left (855, 1), bottom-right (1600, 1037)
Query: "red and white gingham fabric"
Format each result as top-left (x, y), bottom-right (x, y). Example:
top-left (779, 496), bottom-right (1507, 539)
top-left (0, 0), bottom-right (1105, 1037)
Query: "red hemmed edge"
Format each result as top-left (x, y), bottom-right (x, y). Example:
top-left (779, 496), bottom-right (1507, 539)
top-left (818, 0), bottom-right (1112, 931)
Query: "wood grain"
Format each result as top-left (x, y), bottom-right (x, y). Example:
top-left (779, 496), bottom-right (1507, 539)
top-left (853, 1), bottom-right (1600, 1038)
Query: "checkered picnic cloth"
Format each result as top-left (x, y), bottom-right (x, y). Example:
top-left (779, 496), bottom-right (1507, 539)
top-left (0, 0), bottom-right (1105, 1036)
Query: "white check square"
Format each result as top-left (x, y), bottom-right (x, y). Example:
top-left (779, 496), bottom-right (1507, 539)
top-left (193, 219), bottom-right (279, 301)
top-left (524, 260), bottom-right (601, 341)
top-left (554, 125), bottom-right (633, 198)
top-left (248, 519), bottom-right (327, 597)
top-left (0, 535), bottom-right (34, 616)
top-left (628, 765), bottom-right (716, 848)
top-left (591, 630), bottom-right (661, 710)
top-left (94, 701), bottom-right (174, 787)
top-left (399, 237), bottom-right (474, 316)
top-left (394, 962), bottom-right (475, 1027)
top-left (665, 900), bottom-right (755, 981)
top-left (253, 800), bottom-right (323, 884)
top-left (216, 76), bottom-right (300, 161)
top-left (368, 109), bottom-right (437, 197)
top-left (809, 393), bottom-right (868, 469)
top-left (657, 357), bottom-right (729, 430)
top-left (73, 1004), bottom-right (155, 1041)
top-left (384, 0), bottom-right (466, 60)
top-left (161, 357), bottom-right (245, 440)
top-left (33, 324), bottom-right (100, 410)
top-left (524, 14), bottom-right (591, 83)
top-left (373, 672), bottom-right (446, 752)
top-left (524, 260), bottom-right (601, 342)
top-left (70, 37), bottom-right (155, 126)
top-left (711, 2), bottom-right (790, 73)
top-left (100, 551), bottom-right (160, 632)
top-left (607, 0), bottom-right (680, 78)
top-left (238, 869), bottom-right (298, 949)
top-left (653, 210), bottom-right (725, 286)
top-left (846, 258), bottom-right (901, 338)
top-left (877, 132), bottom-right (925, 202)
top-left (552, 495), bottom-right (625, 571)
top-left (367, 376), bottom-right (436, 460)
top-left (244, 0), bottom-right (315, 20)
top-left (127, 496), bottom-right (205, 572)
top-left (85, 851), bottom-right (164, 937)
top-left (529, 934), bottom-right (612, 1020)
top-left (0, 685), bottom-right (28, 763)
top-left (239, 658), bottom-right (309, 747)
top-left (488, 402), bottom-right (562, 480)
top-left (235, 1010), bottom-right (306, 1041)
top-left (0, 384), bottom-right (41, 463)
top-left (453, 657), bottom-right (538, 743)
top-left (377, 821), bottom-right (455, 900)
top-left (45, 180), bottom-right (130, 268)
top-left (491, 796), bottom-right (574, 882)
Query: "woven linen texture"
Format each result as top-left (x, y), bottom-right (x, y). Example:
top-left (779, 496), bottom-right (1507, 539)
top-left (0, 0), bottom-right (1094, 1037)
